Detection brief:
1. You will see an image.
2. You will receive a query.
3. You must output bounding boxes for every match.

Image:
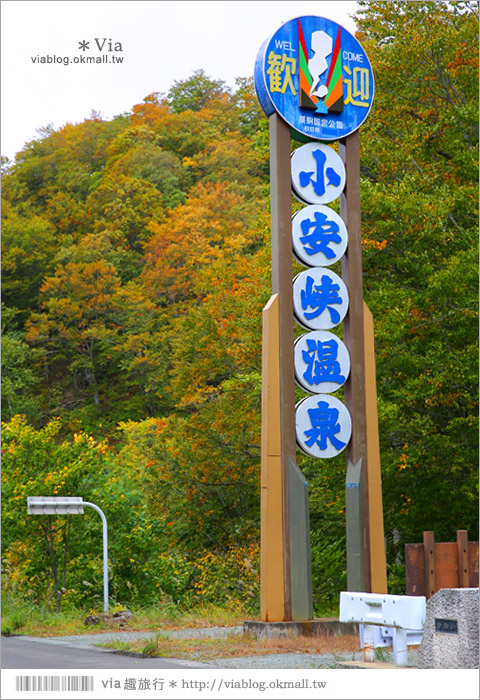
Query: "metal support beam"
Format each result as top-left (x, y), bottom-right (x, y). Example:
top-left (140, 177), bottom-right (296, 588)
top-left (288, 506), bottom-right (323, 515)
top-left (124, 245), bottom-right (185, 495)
top-left (346, 459), bottom-right (366, 591)
top-left (288, 458), bottom-right (313, 620)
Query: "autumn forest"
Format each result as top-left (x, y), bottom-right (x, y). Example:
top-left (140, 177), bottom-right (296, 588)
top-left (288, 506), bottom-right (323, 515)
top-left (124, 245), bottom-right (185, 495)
top-left (2, 2), bottom-right (478, 617)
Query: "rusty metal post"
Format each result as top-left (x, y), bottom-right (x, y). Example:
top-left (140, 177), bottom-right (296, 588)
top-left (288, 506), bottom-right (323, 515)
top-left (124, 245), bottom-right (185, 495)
top-left (423, 530), bottom-right (436, 598)
top-left (457, 530), bottom-right (470, 588)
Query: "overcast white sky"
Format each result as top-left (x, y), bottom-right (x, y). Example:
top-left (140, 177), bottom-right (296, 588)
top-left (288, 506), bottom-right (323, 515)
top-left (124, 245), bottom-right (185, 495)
top-left (1, 1), bottom-right (359, 161)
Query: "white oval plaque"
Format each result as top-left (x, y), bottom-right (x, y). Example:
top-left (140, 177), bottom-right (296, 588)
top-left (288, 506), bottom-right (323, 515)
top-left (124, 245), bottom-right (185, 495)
top-left (296, 394), bottom-right (351, 458)
top-left (293, 268), bottom-right (349, 330)
top-left (291, 142), bottom-right (345, 205)
top-left (294, 330), bottom-right (350, 393)
top-left (292, 204), bottom-right (348, 267)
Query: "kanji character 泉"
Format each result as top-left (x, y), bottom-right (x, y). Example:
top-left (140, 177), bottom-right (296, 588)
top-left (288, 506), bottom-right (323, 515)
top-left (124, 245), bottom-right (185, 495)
top-left (304, 400), bottom-right (346, 451)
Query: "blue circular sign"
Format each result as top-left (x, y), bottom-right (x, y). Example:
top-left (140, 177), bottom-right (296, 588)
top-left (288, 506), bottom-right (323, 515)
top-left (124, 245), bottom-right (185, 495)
top-left (294, 331), bottom-right (350, 394)
top-left (296, 394), bottom-right (352, 458)
top-left (255, 15), bottom-right (374, 141)
top-left (293, 268), bottom-right (349, 331)
top-left (291, 143), bottom-right (346, 205)
top-left (292, 205), bottom-right (348, 266)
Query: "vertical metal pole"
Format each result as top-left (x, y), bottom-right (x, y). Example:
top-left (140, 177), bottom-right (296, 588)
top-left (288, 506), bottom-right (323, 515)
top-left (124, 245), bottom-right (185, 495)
top-left (269, 113), bottom-right (295, 619)
top-left (393, 628), bottom-right (408, 667)
top-left (362, 623), bottom-right (375, 661)
top-left (84, 502), bottom-right (109, 614)
top-left (339, 131), bottom-right (370, 592)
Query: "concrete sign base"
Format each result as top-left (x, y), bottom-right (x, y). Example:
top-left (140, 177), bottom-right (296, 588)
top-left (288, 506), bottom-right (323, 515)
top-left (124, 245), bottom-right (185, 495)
top-left (418, 588), bottom-right (479, 668)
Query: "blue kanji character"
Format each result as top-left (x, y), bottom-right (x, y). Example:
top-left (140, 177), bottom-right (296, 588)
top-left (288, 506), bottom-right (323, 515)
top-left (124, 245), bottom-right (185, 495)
top-left (302, 338), bottom-right (346, 386)
top-left (300, 211), bottom-right (342, 259)
top-left (300, 274), bottom-right (343, 324)
top-left (299, 149), bottom-right (342, 197)
top-left (304, 400), bottom-right (346, 451)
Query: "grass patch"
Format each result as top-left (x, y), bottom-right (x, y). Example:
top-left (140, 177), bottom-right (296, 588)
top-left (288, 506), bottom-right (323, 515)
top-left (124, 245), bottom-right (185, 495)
top-left (130, 602), bottom-right (247, 632)
top-left (2, 595), bottom-right (359, 663)
top-left (1, 604), bottom-right (87, 638)
top-left (96, 632), bottom-right (360, 662)
top-left (1, 600), bottom-right (249, 638)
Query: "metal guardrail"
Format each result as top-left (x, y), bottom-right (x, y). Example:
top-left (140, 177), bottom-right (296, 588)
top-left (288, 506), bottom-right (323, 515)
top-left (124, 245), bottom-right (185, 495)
top-left (340, 591), bottom-right (426, 666)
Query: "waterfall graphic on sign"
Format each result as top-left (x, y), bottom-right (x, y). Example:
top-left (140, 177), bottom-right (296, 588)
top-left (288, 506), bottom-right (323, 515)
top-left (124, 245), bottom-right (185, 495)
top-left (298, 20), bottom-right (344, 114)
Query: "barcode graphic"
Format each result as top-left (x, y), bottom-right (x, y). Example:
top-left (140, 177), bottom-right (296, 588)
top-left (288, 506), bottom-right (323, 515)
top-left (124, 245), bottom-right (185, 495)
top-left (15, 676), bottom-right (94, 691)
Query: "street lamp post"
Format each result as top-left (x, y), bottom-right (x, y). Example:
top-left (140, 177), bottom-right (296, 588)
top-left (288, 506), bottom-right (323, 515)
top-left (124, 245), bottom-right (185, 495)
top-left (27, 496), bottom-right (109, 614)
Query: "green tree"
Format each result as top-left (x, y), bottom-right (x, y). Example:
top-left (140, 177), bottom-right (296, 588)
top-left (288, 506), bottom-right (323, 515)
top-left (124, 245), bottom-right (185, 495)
top-left (1, 416), bottom-right (109, 611)
top-left (1, 213), bottom-right (57, 319)
top-left (105, 124), bottom-right (186, 209)
top-left (355, 0), bottom-right (479, 566)
top-left (85, 174), bottom-right (164, 254)
top-left (1, 306), bottom-right (43, 422)
top-left (167, 69), bottom-right (229, 113)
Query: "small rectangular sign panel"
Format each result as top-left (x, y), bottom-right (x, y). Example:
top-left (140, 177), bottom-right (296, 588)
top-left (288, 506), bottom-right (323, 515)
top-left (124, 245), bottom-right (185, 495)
top-left (435, 618), bottom-right (458, 634)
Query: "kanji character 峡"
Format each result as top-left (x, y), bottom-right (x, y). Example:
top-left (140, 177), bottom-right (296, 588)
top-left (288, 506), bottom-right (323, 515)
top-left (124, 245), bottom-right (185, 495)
top-left (300, 274), bottom-right (343, 324)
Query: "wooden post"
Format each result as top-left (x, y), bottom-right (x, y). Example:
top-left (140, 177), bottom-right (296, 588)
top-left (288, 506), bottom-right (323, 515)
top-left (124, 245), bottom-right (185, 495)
top-left (340, 131), bottom-right (370, 592)
top-left (457, 530), bottom-right (470, 588)
top-left (423, 530), bottom-right (436, 598)
top-left (260, 295), bottom-right (285, 621)
top-left (364, 303), bottom-right (388, 593)
top-left (264, 113), bottom-right (297, 620)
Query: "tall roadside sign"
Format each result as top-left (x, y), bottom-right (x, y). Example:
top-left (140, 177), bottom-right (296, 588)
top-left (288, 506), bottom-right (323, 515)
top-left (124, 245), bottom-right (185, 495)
top-left (255, 15), bottom-right (387, 622)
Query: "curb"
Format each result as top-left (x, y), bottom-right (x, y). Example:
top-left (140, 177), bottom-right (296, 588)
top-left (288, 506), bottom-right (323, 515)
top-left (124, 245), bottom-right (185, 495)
top-left (335, 660), bottom-right (417, 670)
top-left (243, 618), bottom-right (359, 639)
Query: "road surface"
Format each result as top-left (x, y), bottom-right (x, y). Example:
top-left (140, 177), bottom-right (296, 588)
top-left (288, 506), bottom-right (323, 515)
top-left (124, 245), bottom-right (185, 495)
top-left (1, 636), bottom-right (213, 669)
